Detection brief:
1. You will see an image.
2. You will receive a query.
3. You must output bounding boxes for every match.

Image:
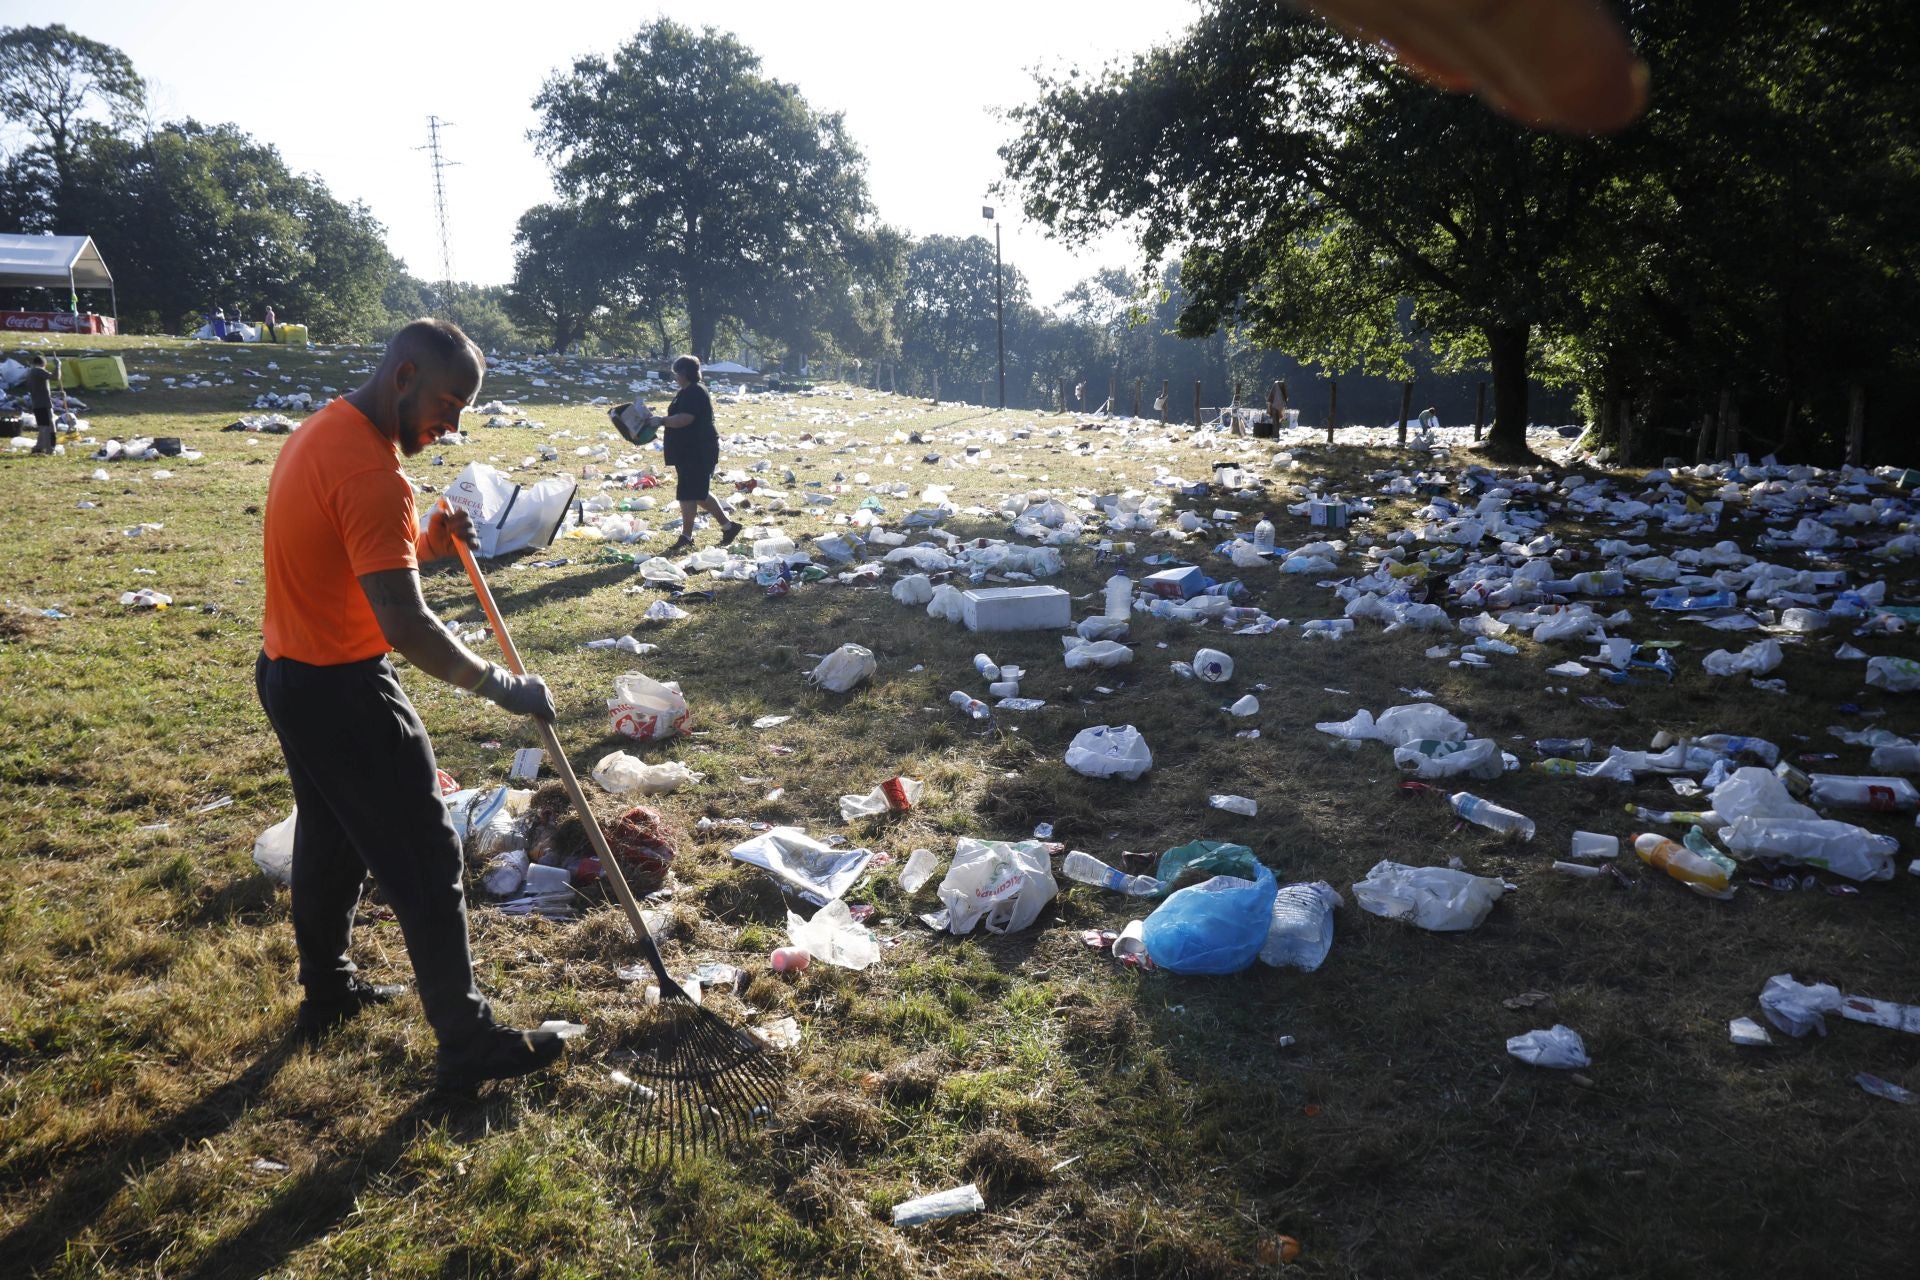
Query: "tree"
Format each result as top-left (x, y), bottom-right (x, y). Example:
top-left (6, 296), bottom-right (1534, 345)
top-left (0, 24), bottom-right (146, 234)
top-left (892, 234), bottom-right (1032, 396)
top-left (506, 202), bottom-right (625, 352)
top-left (1001, 1), bottom-right (1616, 457)
top-left (531, 18), bottom-right (878, 360)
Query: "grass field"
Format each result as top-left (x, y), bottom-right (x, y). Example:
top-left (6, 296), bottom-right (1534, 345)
top-left (3, 334), bottom-right (1918, 1280)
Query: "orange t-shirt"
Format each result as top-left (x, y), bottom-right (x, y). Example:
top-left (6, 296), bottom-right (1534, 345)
top-left (262, 397), bottom-right (422, 664)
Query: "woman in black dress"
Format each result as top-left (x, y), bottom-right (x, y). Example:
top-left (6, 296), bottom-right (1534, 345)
top-left (642, 354), bottom-right (742, 552)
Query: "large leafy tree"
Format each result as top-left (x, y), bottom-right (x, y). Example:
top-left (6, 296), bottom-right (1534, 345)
top-left (892, 234), bottom-right (1033, 396)
top-left (0, 24), bottom-right (146, 233)
top-left (506, 202), bottom-right (626, 353)
top-left (1001, 1), bottom-right (1615, 457)
top-left (532, 19), bottom-right (878, 360)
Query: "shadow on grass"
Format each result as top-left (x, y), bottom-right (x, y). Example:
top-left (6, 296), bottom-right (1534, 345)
top-left (4, 1035), bottom-right (299, 1277)
top-left (171, 1092), bottom-right (515, 1280)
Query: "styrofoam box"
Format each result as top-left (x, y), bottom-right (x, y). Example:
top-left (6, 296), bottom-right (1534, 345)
top-left (961, 585), bottom-right (1072, 632)
top-left (1309, 500), bottom-right (1350, 528)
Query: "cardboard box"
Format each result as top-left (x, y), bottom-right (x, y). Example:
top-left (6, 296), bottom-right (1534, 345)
top-left (961, 586), bottom-right (1072, 632)
top-left (1142, 565), bottom-right (1210, 599)
top-left (1309, 500), bottom-right (1350, 528)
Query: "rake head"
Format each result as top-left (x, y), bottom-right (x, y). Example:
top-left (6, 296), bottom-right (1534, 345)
top-left (605, 995), bottom-right (787, 1169)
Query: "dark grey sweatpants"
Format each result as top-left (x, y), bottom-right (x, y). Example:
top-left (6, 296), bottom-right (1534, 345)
top-left (255, 651), bottom-right (490, 1044)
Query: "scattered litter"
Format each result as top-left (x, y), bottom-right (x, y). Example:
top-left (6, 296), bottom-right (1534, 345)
top-left (1506, 1025), bottom-right (1592, 1069)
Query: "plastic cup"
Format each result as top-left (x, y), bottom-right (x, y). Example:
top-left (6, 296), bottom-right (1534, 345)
top-left (1569, 830), bottom-right (1620, 860)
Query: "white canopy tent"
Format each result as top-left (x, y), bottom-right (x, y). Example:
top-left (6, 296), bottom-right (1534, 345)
top-left (0, 234), bottom-right (117, 321)
top-left (702, 360), bottom-right (759, 376)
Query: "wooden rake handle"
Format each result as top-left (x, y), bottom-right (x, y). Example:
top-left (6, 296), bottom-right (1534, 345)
top-left (442, 503), bottom-right (674, 987)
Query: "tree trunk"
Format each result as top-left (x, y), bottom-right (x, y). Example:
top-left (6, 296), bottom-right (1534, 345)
top-left (687, 297), bottom-right (716, 361)
top-left (1480, 323), bottom-right (1531, 459)
top-left (1845, 384), bottom-right (1866, 467)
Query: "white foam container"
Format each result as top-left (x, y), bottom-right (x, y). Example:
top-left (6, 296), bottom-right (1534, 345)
top-left (961, 585), bottom-right (1072, 632)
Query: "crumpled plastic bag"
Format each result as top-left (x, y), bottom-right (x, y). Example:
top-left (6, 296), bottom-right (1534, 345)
top-left (608, 672), bottom-right (691, 741)
top-left (1720, 816), bottom-right (1899, 881)
top-left (1710, 767), bottom-right (1816, 823)
top-left (1759, 973), bottom-right (1844, 1038)
top-left (1866, 656), bottom-right (1920, 692)
top-left (937, 838), bottom-right (1057, 934)
top-left (1506, 1025), bottom-right (1591, 1068)
top-left (1702, 639), bottom-right (1782, 677)
top-left (891, 573), bottom-right (933, 605)
top-left (638, 556), bottom-right (687, 583)
top-left (253, 808), bottom-right (297, 886)
top-left (927, 583), bottom-right (966, 622)
top-left (787, 898), bottom-right (879, 969)
top-left (1352, 859), bottom-right (1507, 931)
top-left (592, 751), bottom-right (704, 795)
top-left (809, 643), bottom-right (876, 693)
top-left (1140, 861), bottom-right (1277, 975)
top-left (1064, 724), bottom-right (1153, 779)
top-left (730, 826), bottom-right (874, 903)
top-left (1392, 737), bottom-right (1504, 780)
top-left (1316, 708), bottom-right (1378, 741)
top-left (1374, 703), bottom-right (1469, 746)
top-left (1532, 611), bottom-right (1601, 643)
top-left (1063, 638), bottom-right (1133, 670)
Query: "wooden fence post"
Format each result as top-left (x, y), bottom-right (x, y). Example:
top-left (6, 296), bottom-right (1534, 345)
top-left (1159, 379), bottom-right (1168, 425)
top-left (1231, 379), bottom-right (1241, 434)
top-left (1326, 379), bottom-right (1337, 445)
top-left (1194, 379), bottom-right (1203, 429)
top-left (1059, 376), bottom-right (1069, 414)
top-left (1133, 378), bottom-right (1142, 419)
top-left (930, 369), bottom-right (939, 403)
top-left (1109, 372), bottom-right (1119, 416)
top-left (1474, 381), bottom-right (1486, 442)
top-left (1398, 381), bottom-right (1413, 447)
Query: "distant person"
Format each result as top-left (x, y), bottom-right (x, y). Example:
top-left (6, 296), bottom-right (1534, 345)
top-left (263, 303), bottom-right (278, 342)
top-left (24, 354), bottom-right (56, 454)
top-left (255, 317), bottom-right (570, 1089)
top-left (211, 307), bottom-right (227, 340)
top-left (619, 354), bottom-right (742, 552)
top-left (1296, 0), bottom-right (1646, 133)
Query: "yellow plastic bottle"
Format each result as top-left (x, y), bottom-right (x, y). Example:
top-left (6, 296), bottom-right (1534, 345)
top-left (1632, 832), bottom-right (1731, 893)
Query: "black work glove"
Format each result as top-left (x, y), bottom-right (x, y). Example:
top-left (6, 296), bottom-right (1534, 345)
top-left (477, 665), bottom-right (556, 721)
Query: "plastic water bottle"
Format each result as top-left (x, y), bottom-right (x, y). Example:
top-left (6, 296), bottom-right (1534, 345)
top-left (1103, 572), bottom-right (1132, 621)
top-left (1633, 832), bottom-right (1730, 893)
top-left (1450, 792), bottom-right (1536, 841)
top-left (1260, 882), bottom-right (1341, 971)
top-left (1253, 515), bottom-right (1275, 552)
top-left (972, 653), bottom-right (1001, 680)
top-left (1534, 737), bottom-right (1594, 759)
top-left (1695, 734), bottom-right (1780, 766)
top-left (1529, 759), bottom-right (1580, 778)
top-left (947, 691), bottom-right (992, 722)
top-left (1060, 850), bottom-right (1164, 896)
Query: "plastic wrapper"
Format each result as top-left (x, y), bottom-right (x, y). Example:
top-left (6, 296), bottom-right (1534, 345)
top-left (592, 752), bottom-right (704, 795)
top-left (1506, 1025), bottom-right (1591, 1069)
top-left (1352, 860), bottom-right (1507, 931)
top-left (808, 643), bottom-right (877, 693)
top-left (729, 826), bottom-right (875, 904)
top-left (1064, 724), bottom-right (1153, 779)
top-left (786, 898), bottom-right (879, 970)
top-left (937, 838), bottom-right (1057, 934)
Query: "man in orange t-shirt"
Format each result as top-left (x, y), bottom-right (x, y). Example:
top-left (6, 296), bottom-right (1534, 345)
top-left (256, 318), bottom-right (569, 1090)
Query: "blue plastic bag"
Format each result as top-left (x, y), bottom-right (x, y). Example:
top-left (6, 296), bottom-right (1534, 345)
top-left (1140, 860), bottom-right (1276, 974)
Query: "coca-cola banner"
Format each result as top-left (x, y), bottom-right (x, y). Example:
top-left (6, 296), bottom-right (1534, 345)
top-left (0, 311), bottom-right (116, 335)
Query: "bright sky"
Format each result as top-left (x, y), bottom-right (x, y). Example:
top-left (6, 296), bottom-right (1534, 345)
top-left (26, 0), bottom-right (1199, 311)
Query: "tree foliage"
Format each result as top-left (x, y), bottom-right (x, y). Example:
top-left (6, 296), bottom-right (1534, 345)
top-left (531, 18), bottom-right (880, 361)
top-left (0, 24), bottom-right (146, 232)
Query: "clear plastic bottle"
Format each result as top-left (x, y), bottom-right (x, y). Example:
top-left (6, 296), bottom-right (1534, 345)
top-left (972, 653), bottom-right (1001, 680)
top-left (1529, 758), bottom-right (1580, 778)
top-left (1104, 572), bottom-right (1133, 621)
top-left (1633, 832), bottom-right (1731, 893)
top-left (1695, 734), bottom-right (1780, 766)
top-left (1625, 804), bottom-right (1726, 830)
top-left (1260, 882), bottom-right (1342, 971)
top-left (947, 690), bottom-right (992, 722)
top-left (1450, 792), bottom-right (1536, 841)
top-left (1253, 515), bottom-right (1276, 552)
top-left (1060, 850), bottom-right (1164, 896)
top-left (1534, 737), bottom-right (1595, 759)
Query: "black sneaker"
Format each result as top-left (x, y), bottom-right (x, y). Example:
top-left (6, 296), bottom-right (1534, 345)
top-left (718, 521), bottom-right (744, 547)
top-left (434, 1024), bottom-right (569, 1091)
top-left (667, 533), bottom-right (696, 553)
top-left (297, 977), bottom-right (407, 1040)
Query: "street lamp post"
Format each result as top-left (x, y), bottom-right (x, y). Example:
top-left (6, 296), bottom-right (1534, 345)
top-left (982, 205), bottom-right (1005, 408)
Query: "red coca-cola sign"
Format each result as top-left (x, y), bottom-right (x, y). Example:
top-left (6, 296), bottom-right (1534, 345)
top-left (0, 311), bottom-right (115, 334)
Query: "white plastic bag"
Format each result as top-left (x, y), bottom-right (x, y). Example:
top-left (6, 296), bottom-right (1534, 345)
top-left (1533, 611), bottom-right (1599, 643)
top-left (1506, 1025), bottom-right (1591, 1069)
top-left (1710, 767), bottom-right (1816, 822)
top-left (1865, 656), bottom-right (1920, 692)
top-left (786, 898), bottom-right (880, 970)
top-left (927, 583), bottom-right (966, 622)
top-left (1702, 639), bottom-right (1782, 677)
top-left (1063, 638), bottom-right (1133, 670)
top-left (1759, 973), bottom-right (1844, 1038)
top-left (253, 808), bottom-right (297, 886)
top-left (1720, 816), bottom-right (1899, 881)
top-left (1315, 708), bottom-right (1379, 742)
top-left (1392, 737), bottom-right (1503, 780)
top-left (891, 573), bottom-right (933, 605)
top-left (1260, 881), bottom-right (1343, 971)
top-left (809, 643), bottom-right (877, 693)
top-left (441, 462), bottom-right (578, 558)
top-left (592, 751), bottom-right (704, 795)
top-left (608, 672), bottom-right (691, 741)
top-left (1352, 859), bottom-right (1507, 931)
top-left (936, 838), bottom-right (1057, 935)
top-left (1064, 724), bottom-right (1153, 779)
top-left (1374, 703), bottom-right (1469, 746)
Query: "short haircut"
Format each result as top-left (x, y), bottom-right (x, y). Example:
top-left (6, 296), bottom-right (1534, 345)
top-left (27, 354), bottom-right (45, 366)
top-left (672, 354), bottom-right (702, 384)
top-left (390, 317), bottom-right (483, 373)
